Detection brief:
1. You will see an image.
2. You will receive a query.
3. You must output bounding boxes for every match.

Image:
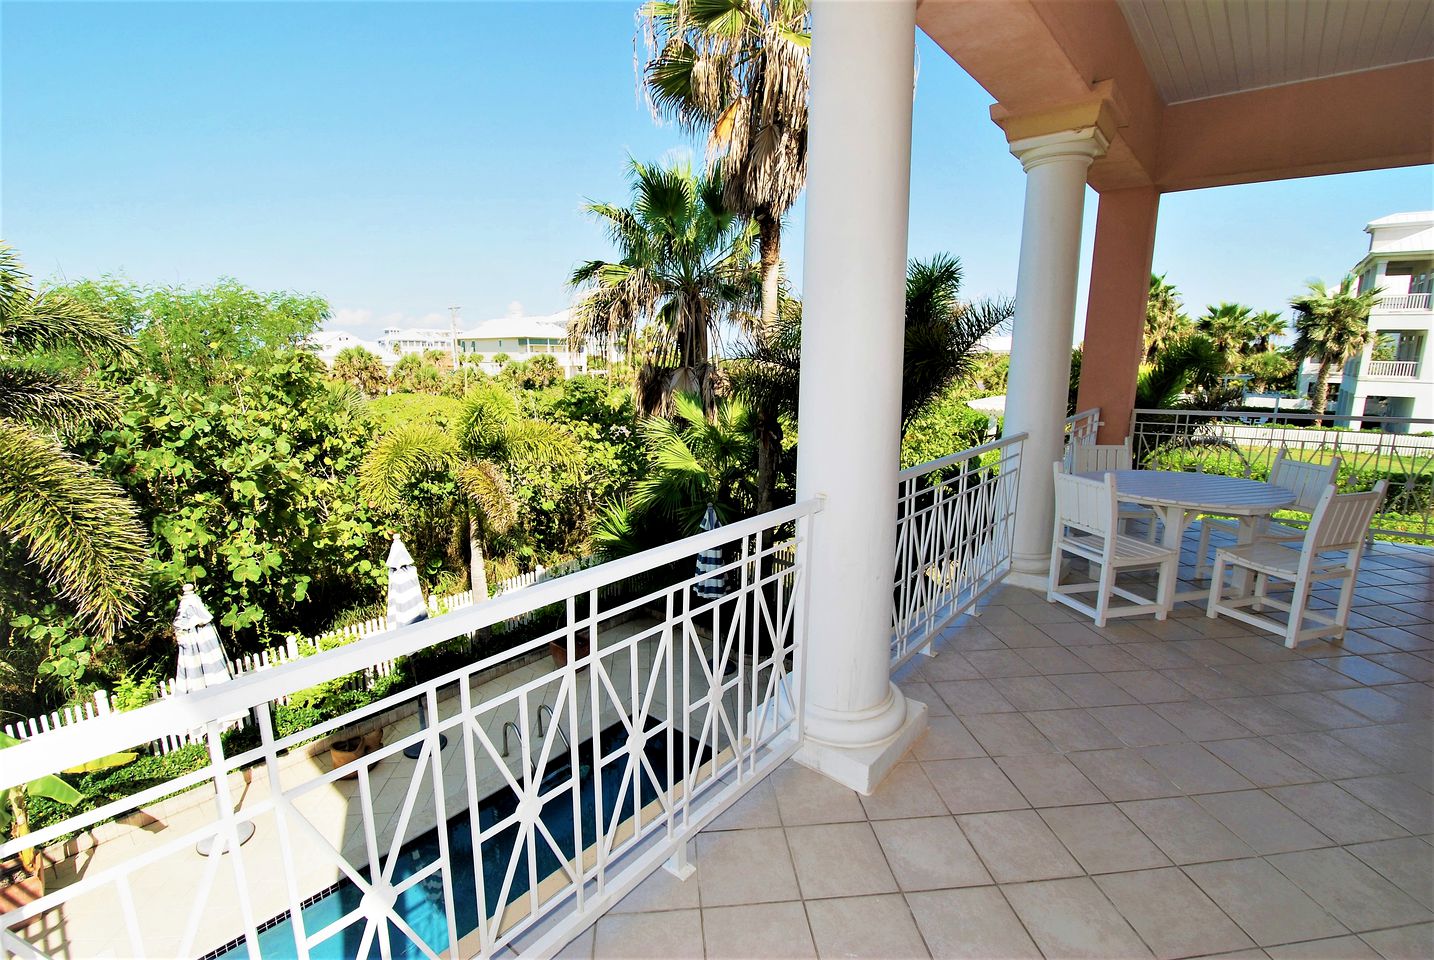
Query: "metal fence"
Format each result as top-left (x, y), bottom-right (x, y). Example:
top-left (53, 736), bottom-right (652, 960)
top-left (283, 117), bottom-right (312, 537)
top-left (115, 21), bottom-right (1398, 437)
top-left (891, 433), bottom-right (1026, 667)
top-left (1130, 408), bottom-right (1434, 541)
top-left (0, 502), bottom-right (818, 960)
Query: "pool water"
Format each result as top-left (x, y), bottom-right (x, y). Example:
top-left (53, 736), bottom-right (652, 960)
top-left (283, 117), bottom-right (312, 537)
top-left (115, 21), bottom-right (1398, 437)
top-left (220, 720), bottom-right (704, 959)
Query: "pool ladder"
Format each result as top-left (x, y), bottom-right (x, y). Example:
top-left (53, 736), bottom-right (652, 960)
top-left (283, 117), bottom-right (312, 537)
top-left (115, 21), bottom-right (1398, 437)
top-left (500, 704), bottom-right (570, 768)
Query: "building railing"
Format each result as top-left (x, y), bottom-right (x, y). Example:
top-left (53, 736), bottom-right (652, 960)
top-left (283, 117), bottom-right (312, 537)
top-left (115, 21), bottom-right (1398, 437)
top-left (891, 433), bottom-right (1026, 667)
top-left (0, 501), bottom-right (819, 960)
top-left (1365, 359), bottom-right (1420, 378)
top-left (1375, 293), bottom-right (1431, 311)
top-left (1064, 408), bottom-right (1101, 445)
top-left (1130, 408), bottom-right (1434, 541)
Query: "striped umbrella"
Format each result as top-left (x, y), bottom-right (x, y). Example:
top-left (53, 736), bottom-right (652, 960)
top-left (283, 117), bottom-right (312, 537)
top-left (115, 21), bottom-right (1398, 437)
top-left (386, 535), bottom-right (445, 756)
top-left (175, 584), bottom-right (233, 694)
top-left (693, 503), bottom-right (725, 601)
top-left (386, 535), bottom-right (429, 628)
top-left (174, 584), bottom-right (254, 854)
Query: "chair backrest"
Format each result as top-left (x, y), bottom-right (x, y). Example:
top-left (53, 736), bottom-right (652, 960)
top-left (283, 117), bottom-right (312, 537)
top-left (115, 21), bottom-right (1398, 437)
top-left (1302, 480), bottom-right (1387, 555)
top-left (1066, 439), bottom-right (1133, 474)
top-left (1052, 463), bottom-right (1116, 540)
top-left (1270, 450), bottom-right (1342, 511)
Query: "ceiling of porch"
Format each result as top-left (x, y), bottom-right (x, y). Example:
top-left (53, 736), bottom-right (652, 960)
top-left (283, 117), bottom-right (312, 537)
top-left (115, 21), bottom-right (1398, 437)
top-left (1118, 0), bottom-right (1434, 104)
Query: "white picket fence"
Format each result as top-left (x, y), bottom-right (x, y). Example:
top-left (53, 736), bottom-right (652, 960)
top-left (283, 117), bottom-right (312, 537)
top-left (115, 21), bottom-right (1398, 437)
top-left (2, 557), bottom-right (596, 753)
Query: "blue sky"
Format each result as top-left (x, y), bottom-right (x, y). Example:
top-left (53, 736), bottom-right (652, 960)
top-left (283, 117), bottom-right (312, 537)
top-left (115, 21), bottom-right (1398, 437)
top-left (4, 1), bottom-right (1431, 342)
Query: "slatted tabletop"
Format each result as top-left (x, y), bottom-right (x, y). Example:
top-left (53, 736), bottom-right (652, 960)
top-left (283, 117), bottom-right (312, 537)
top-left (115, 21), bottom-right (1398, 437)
top-left (1077, 469), bottom-right (1297, 515)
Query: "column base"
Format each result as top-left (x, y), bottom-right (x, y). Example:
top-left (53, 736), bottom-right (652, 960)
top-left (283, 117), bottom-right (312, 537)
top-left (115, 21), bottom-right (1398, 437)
top-left (1006, 551), bottom-right (1052, 590)
top-left (796, 698), bottom-right (927, 796)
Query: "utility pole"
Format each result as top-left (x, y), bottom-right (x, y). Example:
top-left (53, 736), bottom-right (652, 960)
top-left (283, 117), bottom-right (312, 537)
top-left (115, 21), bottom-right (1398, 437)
top-left (448, 305), bottom-right (462, 387)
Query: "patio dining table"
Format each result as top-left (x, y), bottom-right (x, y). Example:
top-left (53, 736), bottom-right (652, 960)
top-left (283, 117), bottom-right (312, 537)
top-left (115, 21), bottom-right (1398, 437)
top-left (1076, 469), bottom-right (1298, 605)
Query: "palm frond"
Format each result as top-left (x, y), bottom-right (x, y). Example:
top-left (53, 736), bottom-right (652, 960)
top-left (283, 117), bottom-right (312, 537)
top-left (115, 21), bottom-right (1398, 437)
top-left (0, 364), bottom-right (120, 432)
top-left (455, 460), bottom-right (518, 535)
top-left (358, 423), bottom-right (457, 508)
top-left (0, 421), bottom-right (148, 638)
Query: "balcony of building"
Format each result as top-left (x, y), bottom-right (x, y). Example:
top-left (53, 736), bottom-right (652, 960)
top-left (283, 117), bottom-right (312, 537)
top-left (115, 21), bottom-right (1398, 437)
top-left (1375, 293), bottom-right (1432, 313)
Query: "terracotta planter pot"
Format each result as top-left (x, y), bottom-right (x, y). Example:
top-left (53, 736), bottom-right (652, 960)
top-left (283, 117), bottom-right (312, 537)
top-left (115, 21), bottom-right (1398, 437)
top-left (330, 736), bottom-right (365, 780)
top-left (549, 636), bottom-right (591, 668)
top-left (362, 728), bottom-right (384, 754)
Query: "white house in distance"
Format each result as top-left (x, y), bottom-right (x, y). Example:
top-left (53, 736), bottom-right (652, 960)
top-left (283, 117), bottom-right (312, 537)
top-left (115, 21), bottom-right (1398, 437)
top-left (456, 308), bottom-right (597, 375)
top-left (304, 330), bottom-right (398, 367)
top-left (1298, 211), bottom-right (1434, 427)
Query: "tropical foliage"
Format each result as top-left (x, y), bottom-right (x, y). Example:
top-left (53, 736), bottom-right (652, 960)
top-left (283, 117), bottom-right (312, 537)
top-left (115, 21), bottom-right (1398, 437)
top-left (1144, 274), bottom-right (1193, 361)
top-left (331, 346), bottom-right (389, 396)
top-left (641, 0), bottom-right (810, 330)
top-left (1291, 278), bottom-right (1380, 419)
top-left (0, 248), bottom-right (148, 645)
top-left (569, 159), bottom-right (756, 414)
top-left (901, 254), bottom-right (1013, 429)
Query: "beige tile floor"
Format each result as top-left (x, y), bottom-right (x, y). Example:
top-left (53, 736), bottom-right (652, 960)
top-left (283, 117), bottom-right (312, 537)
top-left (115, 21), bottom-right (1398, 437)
top-left (569, 534), bottom-right (1434, 960)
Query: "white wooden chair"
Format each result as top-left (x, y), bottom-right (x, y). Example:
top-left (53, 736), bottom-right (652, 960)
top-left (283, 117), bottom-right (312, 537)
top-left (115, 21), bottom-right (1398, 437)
top-left (1194, 450), bottom-right (1341, 578)
top-left (1063, 439), bottom-right (1159, 541)
top-left (1046, 465), bottom-right (1180, 627)
top-left (1206, 480), bottom-right (1386, 648)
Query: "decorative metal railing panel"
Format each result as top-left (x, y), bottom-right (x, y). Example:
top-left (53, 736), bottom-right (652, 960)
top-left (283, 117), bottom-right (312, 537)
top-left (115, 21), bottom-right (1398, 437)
top-left (0, 502), bottom-right (817, 960)
top-left (1064, 408), bottom-right (1101, 446)
top-left (1131, 408), bottom-right (1434, 541)
top-left (891, 434), bottom-right (1026, 668)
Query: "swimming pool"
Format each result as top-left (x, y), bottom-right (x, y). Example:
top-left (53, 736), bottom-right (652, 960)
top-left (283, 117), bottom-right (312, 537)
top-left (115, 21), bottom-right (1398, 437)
top-left (214, 719), bottom-right (704, 959)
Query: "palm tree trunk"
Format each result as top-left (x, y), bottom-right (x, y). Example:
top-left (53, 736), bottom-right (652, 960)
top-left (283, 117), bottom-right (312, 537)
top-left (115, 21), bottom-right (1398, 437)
top-left (755, 409), bottom-right (781, 514)
top-left (469, 516), bottom-right (488, 602)
top-left (1311, 358), bottom-right (1333, 424)
top-left (756, 211), bottom-right (782, 333)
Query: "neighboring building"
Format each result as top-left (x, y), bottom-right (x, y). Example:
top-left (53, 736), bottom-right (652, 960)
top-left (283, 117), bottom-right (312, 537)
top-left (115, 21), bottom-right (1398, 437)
top-left (376, 327), bottom-right (453, 356)
top-left (456, 309), bottom-right (585, 374)
top-left (304, 330), bottom-right (397, 368)
top-left (1298, 211), bottom-right (1434, 428)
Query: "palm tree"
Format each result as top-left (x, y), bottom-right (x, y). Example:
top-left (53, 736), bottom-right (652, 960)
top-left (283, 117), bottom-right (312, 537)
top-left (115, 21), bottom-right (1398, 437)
top-left (1135, 334), bottom-right (1226, 409)
top-left (359, 384), bottom-right (580, 598)
top-left (570, 159), bottom-right (756, 414)
top-left (331, 346), bottom-right (388, 396)
top-left (0, 246), bottom-right (147, 638)
top-left (1248, 310), bottom-right (1287, 352)
top-left (725, 290), bottom-right (801, 514)
top-left (1291, 278), bottom-right (1381, 422)
top-left (1198, 302), bottom-right (1255, 367)
top-left (1145, 274), bottom-right (1192, 361)
top-left (901, 254), bottom-right (1013, 430)
top-left (632, 392), bottom-right (758, 534)
top-left (641, 0), bottom-right (810, 331)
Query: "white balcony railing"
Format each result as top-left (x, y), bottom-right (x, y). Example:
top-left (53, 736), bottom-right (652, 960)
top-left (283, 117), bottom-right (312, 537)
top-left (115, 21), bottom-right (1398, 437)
top-left (1375, 293), bottom-right (1431, 311)
top-left (0, 502), bottom-right (818, 959)
top-left (891, 433), bottom-right (1026, 667)
top-left (1130, 408), bottom-right (1434, 541)
top-left (1365, 359), bottom-right (1420, 378)
top-left (1063, 408), bottom-right (1101, 445)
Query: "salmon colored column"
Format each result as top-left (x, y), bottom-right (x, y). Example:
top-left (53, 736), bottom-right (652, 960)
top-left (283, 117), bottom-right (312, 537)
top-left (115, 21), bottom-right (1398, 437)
top-left (1077, 186), bottom-right (1160, 444)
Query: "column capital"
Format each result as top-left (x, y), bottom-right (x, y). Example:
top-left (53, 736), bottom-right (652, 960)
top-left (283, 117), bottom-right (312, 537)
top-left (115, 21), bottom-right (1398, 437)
top-left (993, 86), bottom-right (1119, 172)
top-left (1008, 125), bottom-right (1109, 171)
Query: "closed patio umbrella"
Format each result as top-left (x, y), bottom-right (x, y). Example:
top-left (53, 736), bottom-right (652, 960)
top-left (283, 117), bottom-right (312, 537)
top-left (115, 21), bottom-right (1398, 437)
top-left (174, 584), bottom-right (255, 854)
top-left (385, 535), bottom-right (428, 629)
top-left (693, 504), bottom-right (725, 601)
top-left (386, 535), bottom-right (446, 757)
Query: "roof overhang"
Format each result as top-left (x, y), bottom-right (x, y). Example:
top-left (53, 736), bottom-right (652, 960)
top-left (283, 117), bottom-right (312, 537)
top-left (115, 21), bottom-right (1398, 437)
top-left (918, 0), bottom-right (1434, 193)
